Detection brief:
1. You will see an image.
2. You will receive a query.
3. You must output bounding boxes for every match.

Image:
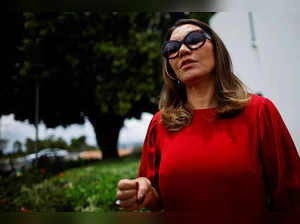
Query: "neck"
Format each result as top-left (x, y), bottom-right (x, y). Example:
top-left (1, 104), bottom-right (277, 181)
top-left (185, 76), bottom-right (217, 109)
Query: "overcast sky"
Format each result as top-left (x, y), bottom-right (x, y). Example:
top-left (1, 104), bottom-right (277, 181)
top-left (2, 11), bottom-right (299, 153)
top-left (0, 112), bottom-right (153, 153)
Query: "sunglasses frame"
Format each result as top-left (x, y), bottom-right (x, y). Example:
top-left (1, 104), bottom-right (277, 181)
top-left (161, 30), bottom-right (212, 59)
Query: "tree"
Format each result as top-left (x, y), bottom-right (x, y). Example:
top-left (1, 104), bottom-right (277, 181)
top-left (39, 135), bottom-right (68, 150)
top-left (0, 138), bottom-right (8, 157)
top-left (4, 12), bottom-right (214, 159)
top-left (25, 136), bottom-right (69, 153)
top-left (13, 140), bottom-right (23, 154)
top-left (25, 138), bottom-right (36, 154)
top-left (70, 135), bottom-right (87, 152)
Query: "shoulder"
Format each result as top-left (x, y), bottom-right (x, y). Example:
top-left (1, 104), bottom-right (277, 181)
top-left (152, 111), bottom-right (161, 124)
top-left (146, 111), bottom-right (161, 131)
top-left (144, 111), bottom-right (162, 146)
top-left (244, 94), bottom-right (282, 123)
top-left (246, 94), bottom-right (277, 112)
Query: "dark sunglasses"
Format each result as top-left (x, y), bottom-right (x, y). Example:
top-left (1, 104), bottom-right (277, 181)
top-left (161, 30), bottom-right (212, 59)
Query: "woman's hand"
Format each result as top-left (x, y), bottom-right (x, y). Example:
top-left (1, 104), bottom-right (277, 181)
top-left (116, 177), bottom-right (158, 211)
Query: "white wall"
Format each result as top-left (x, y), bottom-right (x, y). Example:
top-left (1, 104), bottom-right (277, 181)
top-left (210, 12), bottom-right (300, 152)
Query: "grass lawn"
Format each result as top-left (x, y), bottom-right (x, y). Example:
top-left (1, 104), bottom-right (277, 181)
top-left (0, 152), bottom-right (143, 212)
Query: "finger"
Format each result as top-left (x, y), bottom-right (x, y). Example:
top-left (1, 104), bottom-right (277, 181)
top-left (118, 179), bottom-right (138, 190)
top-left (136, 188), bottom-right (153, 210)
top-left (116, 189), bottom-right (136, 200)
top-left (119, 196), bottom-right (138, 209)
top-left (136, 178), bottom-right (151, 202)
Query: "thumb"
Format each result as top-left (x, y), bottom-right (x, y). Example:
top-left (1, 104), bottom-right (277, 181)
top-left (136, 177), bottom-right (151, 204)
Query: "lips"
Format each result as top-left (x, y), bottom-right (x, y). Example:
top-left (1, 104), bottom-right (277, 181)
top-left (180, 58), bottom-right (197, 69)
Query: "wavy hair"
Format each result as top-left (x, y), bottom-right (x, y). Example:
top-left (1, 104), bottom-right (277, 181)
top-left (159, 19), bottom-right (250, 131)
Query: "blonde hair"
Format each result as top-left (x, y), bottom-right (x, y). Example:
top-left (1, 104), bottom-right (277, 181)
top-left (159, 19), bottom-right (250, 131)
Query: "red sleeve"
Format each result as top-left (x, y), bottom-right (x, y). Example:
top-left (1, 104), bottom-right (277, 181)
top-left (137, 112), bottom-right (161, 194)
top-left (258, 98), bottom-right (300, 221)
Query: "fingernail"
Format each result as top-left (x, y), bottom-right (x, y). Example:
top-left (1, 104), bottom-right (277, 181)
top-left (137, 194), bottom-right (145, 204)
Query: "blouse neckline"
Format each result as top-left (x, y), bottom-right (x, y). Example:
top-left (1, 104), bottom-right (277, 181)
top-left (192, 107), bottom-right (217, 112)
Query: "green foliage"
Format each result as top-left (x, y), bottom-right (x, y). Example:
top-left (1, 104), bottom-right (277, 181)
top-left (0, 153), bottom-right (141, 212)
top-left (24, 135), bottom-right (97, 154)
top-left (25, 136), bottom-right (69, 153)
top-left (0, 135), bottom-right (94, 160)
top-left (70, 135), bottom-right (86, 151)
top-left (16, 179), bottom-right (73, 212)
top-left (0, 138), bottom-right (8, 157)
top-left (69, 135), bottom-right (95, 152)
top-left (13, 141), bottom-right (23, 154)
top-left (2, 140), bottom-right (27, 159)
top-left (39, 135), bottom-right (69, 150)
top-left (4, 12), bottom-right (215, 159)
top-left (25, 138), bottom-right (35, 154)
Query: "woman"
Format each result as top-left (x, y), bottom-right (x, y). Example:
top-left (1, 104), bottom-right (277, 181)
top-left (116, 19), bottom-right (300, 222)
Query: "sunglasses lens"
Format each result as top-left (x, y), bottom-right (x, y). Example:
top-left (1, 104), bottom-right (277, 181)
top-left (185, 31), bottom-right (206, 49)
top-left (161, 31), bottom-right (209, 59)
top-left (162, 41), bottom-right (181, 59)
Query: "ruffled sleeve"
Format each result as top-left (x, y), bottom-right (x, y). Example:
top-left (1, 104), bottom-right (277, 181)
top-left (137, 112), bottom-right (161, 194)
top-left (258, 98), bottom-right (300, 220)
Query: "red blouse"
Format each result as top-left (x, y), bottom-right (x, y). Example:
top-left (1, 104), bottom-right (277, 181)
top-left (137, 95), bottom-right (300, 223)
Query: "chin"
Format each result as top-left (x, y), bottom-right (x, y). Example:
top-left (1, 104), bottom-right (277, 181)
top-left (181, 70), bottom-right (212, 84)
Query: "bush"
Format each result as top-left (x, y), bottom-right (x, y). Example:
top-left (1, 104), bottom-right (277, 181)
top-left (0, 153), bottom-right (141, 212)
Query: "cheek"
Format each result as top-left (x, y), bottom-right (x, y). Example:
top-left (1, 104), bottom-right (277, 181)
top-left (208, 53), bottom-right (216, 69)
top-left (199, 47), bottom-right (215, 69)
top-left (169, 60), bottom-right (181, 74)
top-left (210, 55), bottom-right (216, 72)
top-left (207, 45), bottom-right (216, 68)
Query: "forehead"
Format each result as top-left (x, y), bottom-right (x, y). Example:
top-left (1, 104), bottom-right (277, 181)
top-left (170, 24), bottom-right (202, 41)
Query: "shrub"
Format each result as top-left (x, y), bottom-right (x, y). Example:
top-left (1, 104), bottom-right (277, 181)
top-left (0, 153), bottom-right (141, 212)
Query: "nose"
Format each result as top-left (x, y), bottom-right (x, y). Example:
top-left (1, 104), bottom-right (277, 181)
top-left (178, 43), bottom-right (191, 57)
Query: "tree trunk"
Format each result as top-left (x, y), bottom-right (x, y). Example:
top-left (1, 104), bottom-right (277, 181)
top-left (88, 113), bottom-right (125, 160)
